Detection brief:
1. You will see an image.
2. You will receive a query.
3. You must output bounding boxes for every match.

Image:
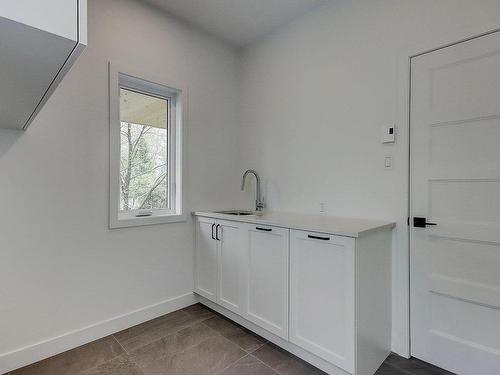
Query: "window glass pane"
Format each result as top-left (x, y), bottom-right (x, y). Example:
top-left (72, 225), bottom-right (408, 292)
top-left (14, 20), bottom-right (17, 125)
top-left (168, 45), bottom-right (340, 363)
top-left (119, 88), bottom-right (168, 211)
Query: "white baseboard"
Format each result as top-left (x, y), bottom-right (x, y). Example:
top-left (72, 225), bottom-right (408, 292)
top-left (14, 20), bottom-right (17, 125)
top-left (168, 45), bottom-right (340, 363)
top-left (391, 332), bottom-right (410, 359)
top-left (0, 292), bottom-right (196, 374)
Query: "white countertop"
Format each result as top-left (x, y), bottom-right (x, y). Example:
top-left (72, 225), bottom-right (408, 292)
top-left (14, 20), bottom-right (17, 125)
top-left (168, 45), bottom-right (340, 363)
top-left (192, 210), bottom-right (396, 238)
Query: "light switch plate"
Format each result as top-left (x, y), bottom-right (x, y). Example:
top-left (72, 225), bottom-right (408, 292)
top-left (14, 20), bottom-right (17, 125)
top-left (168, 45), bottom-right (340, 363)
top-left (381, 125), bottom-right (396, 143)
top-left (384, 156), bottom-right (393, 170)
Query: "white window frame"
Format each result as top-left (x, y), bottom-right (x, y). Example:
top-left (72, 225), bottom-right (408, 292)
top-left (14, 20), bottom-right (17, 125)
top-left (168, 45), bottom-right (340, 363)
top-left (109, 62), bottom-right (186, 228)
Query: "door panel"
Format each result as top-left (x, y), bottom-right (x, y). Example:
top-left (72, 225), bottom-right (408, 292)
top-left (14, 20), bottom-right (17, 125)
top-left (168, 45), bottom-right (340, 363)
top-left (244, 225), bottom-right (289, 339)
top-left (410, 31), bottom-right (500, 375)
top-left (194, 217), bottom-right (217, 302)
top-left (217, 220), bottom-right (245, 314)
top-left (289, 230), bottom-right (355, 373)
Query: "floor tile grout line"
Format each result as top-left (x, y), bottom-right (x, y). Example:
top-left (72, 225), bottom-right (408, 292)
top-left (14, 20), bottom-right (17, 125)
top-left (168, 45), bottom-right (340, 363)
top-left (246, 341), bottom-right (267, 354)
top-left (112, 311), bottom-right (191, 345)
top-left (247, 353), bottom-right (280, 374)
top-left (215, 352), bottom-right (279, 375)
top-left (123, 319), bottom-right (220, 370)
top-left (69, 336), bottom-right (130, 375)
top-left (200, 316), bottom-right (268, 355)
top-left (115, 311), bottom-right (213, 355)
top-left (112, 334), bottom-right (130, 355)
top-left (250, 344), bottom-right (327, 375)
top-left (73, 351), bottom-right (127, 375)
top-left (214, 353), bottom-right (252, 374)
top-left (203, 333), bottom-right (249, 373)
top-left (200, 321), bottom-right (264, 355)
top-left (123, 350), bottom-right (147, 375)
top-left (133, 323), bottom-right (223, 370)
top-left (123, 317), bottom-right (244, 374)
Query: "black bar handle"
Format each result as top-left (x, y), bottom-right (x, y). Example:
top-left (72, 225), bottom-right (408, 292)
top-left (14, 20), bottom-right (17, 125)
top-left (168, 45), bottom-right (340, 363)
top-left (308, 234), bottom-right (330, 241)
top-left (216, 224), bottom-right (221, 241)
top-left (256, 227), bottom-right (272, 232)
top-left (211, 224), bottom-right (216, 240)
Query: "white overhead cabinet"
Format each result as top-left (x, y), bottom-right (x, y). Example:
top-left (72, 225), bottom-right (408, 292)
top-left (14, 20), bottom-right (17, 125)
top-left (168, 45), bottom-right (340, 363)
top-left (0, 0), bottom-right (87, 130)
top-left (193, 212), bottom-right (394, 375)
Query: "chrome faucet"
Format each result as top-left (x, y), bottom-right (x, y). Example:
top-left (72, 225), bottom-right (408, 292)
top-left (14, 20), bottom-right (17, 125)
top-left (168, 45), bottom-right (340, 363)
top-left (241, 169), bottom-right (265, 211)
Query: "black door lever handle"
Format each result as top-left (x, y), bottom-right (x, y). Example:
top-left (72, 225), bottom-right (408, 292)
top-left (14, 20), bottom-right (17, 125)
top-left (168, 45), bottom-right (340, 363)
top-left (413, 217), bottom-right (437, 228)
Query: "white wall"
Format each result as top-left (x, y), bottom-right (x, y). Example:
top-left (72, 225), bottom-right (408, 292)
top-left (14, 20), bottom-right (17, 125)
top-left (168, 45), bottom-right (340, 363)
top-left (0, 0), bottom-right (241, 371)
top-left (4, 0), bottom-right (500, 371)
top-left (238, 0), bottom-right (500, 355)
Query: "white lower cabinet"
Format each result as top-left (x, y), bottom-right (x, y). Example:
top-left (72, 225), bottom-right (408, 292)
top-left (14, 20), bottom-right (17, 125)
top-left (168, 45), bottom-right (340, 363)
top-left (243, 224), bottom-right (289, 339)
top-left (195, 217), bottom-right (245, 314)
top-left (195, 217), bottom-right (287, 327)
top-left (217, 219), bottom-right (245, 314)
top-left (289, 230), bottom-right (355, 373)
top-left (194, 217), bottom-right (218, 302)
top-left (194, 215), bottom-right (392, 375)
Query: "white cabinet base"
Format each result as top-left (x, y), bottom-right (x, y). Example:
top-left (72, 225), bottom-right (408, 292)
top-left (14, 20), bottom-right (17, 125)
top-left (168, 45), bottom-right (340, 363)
top-left (193, 213), bottom-right (393, 375)
top-left (197, 295), bottom-right (351, 375)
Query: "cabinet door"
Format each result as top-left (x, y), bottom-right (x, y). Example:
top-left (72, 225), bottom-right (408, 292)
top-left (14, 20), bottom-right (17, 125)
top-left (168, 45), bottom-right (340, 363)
top-left (194, 217), bottom-right (218, 302)
top-left (289, 230), bottom-right (355, 373)
top-left (217, 220), bottom-right (245, 314)
top-left (244, 224), bottom-right (289, 339)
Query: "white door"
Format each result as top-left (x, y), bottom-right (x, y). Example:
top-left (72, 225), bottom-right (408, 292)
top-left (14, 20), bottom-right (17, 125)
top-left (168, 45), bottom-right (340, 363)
top-left (217, 219), bottom-right (245, 314)
top-left (244, 224), bottom-right (289, 339)
top-left (410, 31), bottom-right (500, 375)
top-left (289, 230), bottom-right (355, 373)
top-left (194, 217), bottom-right (218, 302)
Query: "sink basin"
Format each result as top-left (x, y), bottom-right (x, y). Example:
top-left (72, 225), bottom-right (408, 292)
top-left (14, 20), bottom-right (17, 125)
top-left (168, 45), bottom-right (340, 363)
top-left (215, 210), bottom-right (257, 216)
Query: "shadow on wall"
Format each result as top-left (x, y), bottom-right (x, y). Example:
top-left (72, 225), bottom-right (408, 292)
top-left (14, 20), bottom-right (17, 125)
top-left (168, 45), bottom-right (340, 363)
top-left (0, 128), bottom-right (22, 158)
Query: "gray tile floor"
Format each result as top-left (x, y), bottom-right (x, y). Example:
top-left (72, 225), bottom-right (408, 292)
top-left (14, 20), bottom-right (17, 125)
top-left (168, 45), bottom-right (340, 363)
top-left (7, 304), bottom-right (454, 375)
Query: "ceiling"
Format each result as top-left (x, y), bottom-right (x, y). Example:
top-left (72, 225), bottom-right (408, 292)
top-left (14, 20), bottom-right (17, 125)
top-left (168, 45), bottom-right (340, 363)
top-left (142, 0), bottom-right (325, 47)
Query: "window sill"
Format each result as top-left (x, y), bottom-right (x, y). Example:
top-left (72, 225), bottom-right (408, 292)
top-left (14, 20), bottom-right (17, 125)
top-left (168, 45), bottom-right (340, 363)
top-left (109, 212), bottom-right (186, 229)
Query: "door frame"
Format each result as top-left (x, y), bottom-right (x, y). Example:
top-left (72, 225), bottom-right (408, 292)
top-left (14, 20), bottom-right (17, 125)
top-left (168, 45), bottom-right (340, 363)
top-left (397, 25), bottom-right (500, 358)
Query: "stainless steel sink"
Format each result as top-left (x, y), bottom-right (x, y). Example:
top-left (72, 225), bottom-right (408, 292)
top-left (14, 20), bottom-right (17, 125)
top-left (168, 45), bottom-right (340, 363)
top-left (215, 210), bottom-right (257, 216)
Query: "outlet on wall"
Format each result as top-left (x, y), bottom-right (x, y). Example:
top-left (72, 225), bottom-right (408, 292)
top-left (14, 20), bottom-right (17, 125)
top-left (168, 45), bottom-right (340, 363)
top-left (319, 202), bottom-right (327, 213)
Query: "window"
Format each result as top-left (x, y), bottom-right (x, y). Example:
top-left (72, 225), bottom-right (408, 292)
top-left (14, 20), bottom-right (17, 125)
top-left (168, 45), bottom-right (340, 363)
top-left (109, 64), bottom-right (184, 228)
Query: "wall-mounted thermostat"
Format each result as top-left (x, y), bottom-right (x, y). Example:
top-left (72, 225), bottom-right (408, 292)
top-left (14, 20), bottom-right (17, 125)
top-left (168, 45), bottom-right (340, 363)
top-left (381, 125), bottom-right (396, 143)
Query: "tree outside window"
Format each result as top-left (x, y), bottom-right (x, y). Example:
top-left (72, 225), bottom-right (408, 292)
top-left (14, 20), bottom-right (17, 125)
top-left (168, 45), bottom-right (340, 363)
top-left (119, 88), bottom-right (169, 211)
